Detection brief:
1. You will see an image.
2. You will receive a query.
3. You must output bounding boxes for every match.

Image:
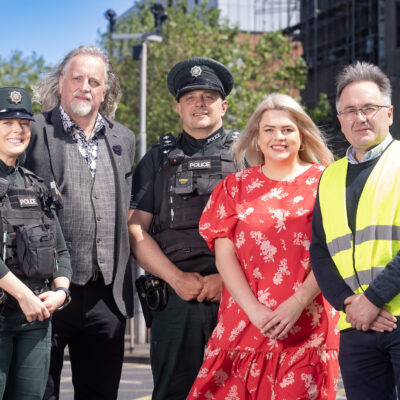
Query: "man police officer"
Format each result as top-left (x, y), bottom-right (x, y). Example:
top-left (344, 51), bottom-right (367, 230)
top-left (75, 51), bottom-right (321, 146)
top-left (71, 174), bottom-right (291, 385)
top-left (129, 57), bottom-right (238, 400)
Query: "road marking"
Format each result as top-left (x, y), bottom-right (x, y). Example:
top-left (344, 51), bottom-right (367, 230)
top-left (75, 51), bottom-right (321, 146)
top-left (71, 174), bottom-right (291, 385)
top-left (123, 363), bottom-right (151, 369)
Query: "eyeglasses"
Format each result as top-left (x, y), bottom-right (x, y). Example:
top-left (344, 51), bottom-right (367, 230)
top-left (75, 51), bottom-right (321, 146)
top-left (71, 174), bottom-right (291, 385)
top-left (338, 105), bottom-right (390, 120)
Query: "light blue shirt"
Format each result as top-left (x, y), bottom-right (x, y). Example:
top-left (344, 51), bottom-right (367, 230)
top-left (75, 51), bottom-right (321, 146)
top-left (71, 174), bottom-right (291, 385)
top-left (346, 133), bottom-right (393, 164)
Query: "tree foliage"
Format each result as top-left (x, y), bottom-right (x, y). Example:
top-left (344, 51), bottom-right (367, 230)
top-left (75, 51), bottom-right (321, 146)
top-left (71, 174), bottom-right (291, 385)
top-left (101, 0), bottom-right (309, 149)
top-left (0, 51), bottom-right (51, 113)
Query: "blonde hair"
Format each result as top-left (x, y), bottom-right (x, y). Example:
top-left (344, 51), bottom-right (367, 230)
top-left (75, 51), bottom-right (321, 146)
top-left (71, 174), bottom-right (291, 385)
top-left (235, 93), bottom-right (334, 169)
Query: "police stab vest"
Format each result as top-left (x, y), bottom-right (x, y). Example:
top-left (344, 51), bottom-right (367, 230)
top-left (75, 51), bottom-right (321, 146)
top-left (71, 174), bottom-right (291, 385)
top-left (0, 169), bottom-right (58, 280)
top-left (151, 131), bottom-right (240, 273)
top-left (318, 140), bottom-right (400, 330)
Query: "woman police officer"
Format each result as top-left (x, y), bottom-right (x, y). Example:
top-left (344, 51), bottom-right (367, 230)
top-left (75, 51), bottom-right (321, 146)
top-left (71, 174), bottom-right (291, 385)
top-left (0, 87), bottom-right (71, 399)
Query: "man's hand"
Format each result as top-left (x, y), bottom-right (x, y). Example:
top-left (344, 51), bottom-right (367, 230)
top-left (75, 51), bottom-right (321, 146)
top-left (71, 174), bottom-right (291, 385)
top-left (344, 293), bottom-right (396, 331)
top-left (171, 271), bottom-right (204, 301)
top-left (369, 309), bottom-right (397, 332)
top-left (197, 274), bottom-right (222, 303)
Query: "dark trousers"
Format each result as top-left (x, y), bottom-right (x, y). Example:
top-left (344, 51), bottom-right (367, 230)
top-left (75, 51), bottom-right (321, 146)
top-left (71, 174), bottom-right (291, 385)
top-left (150, 293), bottom-right (219, 400)
top-left (43, 278), bottom-right (126, 400)
top-left (339, 328), bottom-right (400, 400)
top-left (0, 308), bottom-right (51, 400)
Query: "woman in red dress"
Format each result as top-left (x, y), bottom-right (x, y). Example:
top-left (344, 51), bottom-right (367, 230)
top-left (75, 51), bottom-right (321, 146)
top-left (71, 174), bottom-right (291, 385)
top-left (188, 93), bottom-right (339, 400)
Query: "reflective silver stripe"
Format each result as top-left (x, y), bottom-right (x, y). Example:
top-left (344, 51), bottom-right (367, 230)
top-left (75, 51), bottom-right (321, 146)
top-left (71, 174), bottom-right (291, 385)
top-left (327, 225), bottom-right (400, 257)
top-left (343, 267), bottom-right (385, 291)
top-left (355, 225), bottom-right (400, 245)
top-left (326, 233), bottom-right (352, 257)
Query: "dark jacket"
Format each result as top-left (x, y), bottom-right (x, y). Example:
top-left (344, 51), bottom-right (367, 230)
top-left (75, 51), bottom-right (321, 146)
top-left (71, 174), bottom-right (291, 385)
top-left (24, 108), bottom-right (135, 318)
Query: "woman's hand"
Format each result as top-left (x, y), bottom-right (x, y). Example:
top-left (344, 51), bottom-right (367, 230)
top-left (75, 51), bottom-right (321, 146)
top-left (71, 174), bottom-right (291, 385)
top-left (0, 271), bottom-right (51, 322)
top-left (260, 294), bottom-right (305, 339)
top-left (18, 291), bottom-right (51, 322)
top-left (247, 302), bottom-right (274, 331)
top-left (38, 290), bottom-right (67, 314)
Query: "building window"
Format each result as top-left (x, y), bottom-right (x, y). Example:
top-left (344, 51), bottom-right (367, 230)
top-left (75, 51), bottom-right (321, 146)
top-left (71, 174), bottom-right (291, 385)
top-left (397, 3), bottom-right (400, 47)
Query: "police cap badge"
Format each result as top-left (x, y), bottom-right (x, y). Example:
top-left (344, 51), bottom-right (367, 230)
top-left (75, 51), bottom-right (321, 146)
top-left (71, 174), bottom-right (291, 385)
top-left (167, 57), bottom-right (233, 100)
top-left (0, 87), bottom-right (34, 121)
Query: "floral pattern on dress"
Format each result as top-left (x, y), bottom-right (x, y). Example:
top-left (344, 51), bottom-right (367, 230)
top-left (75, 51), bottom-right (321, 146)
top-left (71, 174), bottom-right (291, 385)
top-left (187, 164), bottom-right (339, 400)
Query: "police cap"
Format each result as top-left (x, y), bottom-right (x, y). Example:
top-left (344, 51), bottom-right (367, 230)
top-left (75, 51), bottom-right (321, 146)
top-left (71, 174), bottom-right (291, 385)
top-left (0, 87), bottom-right (34, 121)
top-left (167, 57), bottom-right (233, 100)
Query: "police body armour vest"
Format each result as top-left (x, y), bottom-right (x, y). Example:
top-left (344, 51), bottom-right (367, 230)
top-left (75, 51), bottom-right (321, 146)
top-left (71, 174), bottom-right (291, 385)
top-left (0, 170), bottom-right (58, 280)
top-left (152, 131), bottom-right (239, 272)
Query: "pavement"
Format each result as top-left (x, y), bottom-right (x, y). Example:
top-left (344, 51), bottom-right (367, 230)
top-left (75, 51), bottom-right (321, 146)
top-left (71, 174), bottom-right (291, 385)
top-left (124, 342), bottom-right (151, 364)
top-left (61, 342), bottom-right (347, 399)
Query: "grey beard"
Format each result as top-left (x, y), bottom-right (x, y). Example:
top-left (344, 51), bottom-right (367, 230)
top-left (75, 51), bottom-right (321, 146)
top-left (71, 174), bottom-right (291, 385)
top-left (70, 101), bottom-right (92, 117)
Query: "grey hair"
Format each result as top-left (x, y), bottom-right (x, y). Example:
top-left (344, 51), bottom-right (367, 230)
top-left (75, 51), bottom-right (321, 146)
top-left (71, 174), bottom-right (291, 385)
top-left (336, 61), bottom-right (392, 111)
top-left (235, 93), bottom-right (334, 170)
top-left (32, 46), bottom-right (121, 118)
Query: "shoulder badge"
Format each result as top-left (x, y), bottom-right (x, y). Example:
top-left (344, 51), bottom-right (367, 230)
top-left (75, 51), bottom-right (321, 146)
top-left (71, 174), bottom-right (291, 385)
top-left (159, 133), bottom-right (177, 154)
top-left (225, 129), bottom-right (241, 144)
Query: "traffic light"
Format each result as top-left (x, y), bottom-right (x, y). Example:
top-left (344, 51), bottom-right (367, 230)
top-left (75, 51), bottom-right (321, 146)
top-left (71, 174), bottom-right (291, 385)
top-left (151, 3), bottom-right (168, 34)
top-left (104, 9), bottom-right (117, 33)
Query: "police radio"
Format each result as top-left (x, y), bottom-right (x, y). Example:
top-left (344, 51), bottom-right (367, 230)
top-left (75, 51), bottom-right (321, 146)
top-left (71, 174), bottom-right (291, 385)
top-left (49, 181), bottom-right (63, 210)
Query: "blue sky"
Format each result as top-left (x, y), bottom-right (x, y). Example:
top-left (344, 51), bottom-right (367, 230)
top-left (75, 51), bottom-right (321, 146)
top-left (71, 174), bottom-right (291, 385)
top-left (0, 0), bottom-right (135, 65)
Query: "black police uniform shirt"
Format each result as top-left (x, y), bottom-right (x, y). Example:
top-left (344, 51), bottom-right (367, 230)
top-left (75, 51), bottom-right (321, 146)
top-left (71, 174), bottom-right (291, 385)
top-left (0, 160), bottom-right (71, 281)
top-left (130, 127), bottom-right (227, 275)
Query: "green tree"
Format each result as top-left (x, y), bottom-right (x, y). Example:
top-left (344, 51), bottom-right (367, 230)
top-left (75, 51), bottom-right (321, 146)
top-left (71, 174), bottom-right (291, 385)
top-left (101, 0), bottom-right (309, 149)
top-left (0, 51), bottom-right (51, 113)
top-left (306, 92), bottom-right (335, 126)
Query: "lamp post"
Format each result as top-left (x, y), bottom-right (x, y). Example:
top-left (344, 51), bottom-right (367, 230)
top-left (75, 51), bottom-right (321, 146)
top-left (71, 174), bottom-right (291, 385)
top-left (105, 5), bottom-right (167, 161)
top-left (105, 3), bottom-right (168, 347)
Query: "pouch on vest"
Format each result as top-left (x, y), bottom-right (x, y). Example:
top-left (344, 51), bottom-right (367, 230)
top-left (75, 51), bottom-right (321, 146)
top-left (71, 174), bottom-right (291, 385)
top-left (15, 223), bottom-right (57, 279)
top-left (175, 171), bottom-right (193, 195)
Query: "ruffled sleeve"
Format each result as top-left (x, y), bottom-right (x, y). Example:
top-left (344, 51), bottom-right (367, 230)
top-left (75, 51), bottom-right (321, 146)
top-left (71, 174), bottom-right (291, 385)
top-left (199, 173), bottom-right (238, 251)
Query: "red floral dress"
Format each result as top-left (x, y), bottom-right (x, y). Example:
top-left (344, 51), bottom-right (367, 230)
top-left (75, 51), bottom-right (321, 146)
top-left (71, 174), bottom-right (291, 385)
top-left (187, 165), bottom-right (339, 400)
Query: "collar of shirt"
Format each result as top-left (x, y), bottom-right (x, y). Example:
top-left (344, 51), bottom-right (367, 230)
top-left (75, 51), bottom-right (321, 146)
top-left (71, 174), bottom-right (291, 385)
top-left (346, 133), bottom-right (393, 164)
top-left (180, 127), bottom-right (224, 147)
top-left (59, 105), bottom-right (105, 140)
top-left (0, 158), bottom-right (18, 178)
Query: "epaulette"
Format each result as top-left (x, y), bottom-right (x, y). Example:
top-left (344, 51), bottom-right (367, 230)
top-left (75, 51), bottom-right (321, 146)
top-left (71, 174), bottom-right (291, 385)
top-left (159, 133), bottom-right (177, 155)
top-left (224, 129), bottom-right (241, 144)
top-left (20, 167), bottom-right (44, 182)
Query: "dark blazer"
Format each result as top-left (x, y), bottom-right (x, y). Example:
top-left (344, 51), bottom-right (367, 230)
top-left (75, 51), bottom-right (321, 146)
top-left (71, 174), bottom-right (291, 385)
top-left (25, 108), bottom-right (136, 318)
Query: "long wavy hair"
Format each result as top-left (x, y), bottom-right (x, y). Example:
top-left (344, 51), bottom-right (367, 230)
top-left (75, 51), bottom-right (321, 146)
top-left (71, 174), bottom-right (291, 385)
top-left (32, 46), bottom-right (121, 118)
top-left (235, 93), bottom-right (334, 170)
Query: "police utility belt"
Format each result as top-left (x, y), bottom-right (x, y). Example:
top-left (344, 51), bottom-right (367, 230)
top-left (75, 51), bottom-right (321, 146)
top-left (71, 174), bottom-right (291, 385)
top-left (0, 170), bottom-right (63, 308)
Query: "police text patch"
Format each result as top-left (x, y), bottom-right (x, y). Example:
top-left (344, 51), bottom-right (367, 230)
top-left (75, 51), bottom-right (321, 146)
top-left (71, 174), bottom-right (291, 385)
top-left (18, 196), bottom-right (39, 208)
top-left (188, 160), bottom-right (211, 170)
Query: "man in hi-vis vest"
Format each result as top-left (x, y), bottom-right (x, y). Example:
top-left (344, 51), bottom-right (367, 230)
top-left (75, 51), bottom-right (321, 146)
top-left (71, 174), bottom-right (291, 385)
top-left (311, 62), bottom-right (400, 400)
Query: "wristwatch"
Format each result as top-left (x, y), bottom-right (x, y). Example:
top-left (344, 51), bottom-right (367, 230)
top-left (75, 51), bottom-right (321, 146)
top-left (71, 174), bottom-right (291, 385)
top-left (53, 287), bottom-right (72, 311)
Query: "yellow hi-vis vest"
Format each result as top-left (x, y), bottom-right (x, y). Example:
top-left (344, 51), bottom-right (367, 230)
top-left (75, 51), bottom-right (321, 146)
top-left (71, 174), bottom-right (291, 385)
top-left (318, 140), bottom-right (400, 330)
